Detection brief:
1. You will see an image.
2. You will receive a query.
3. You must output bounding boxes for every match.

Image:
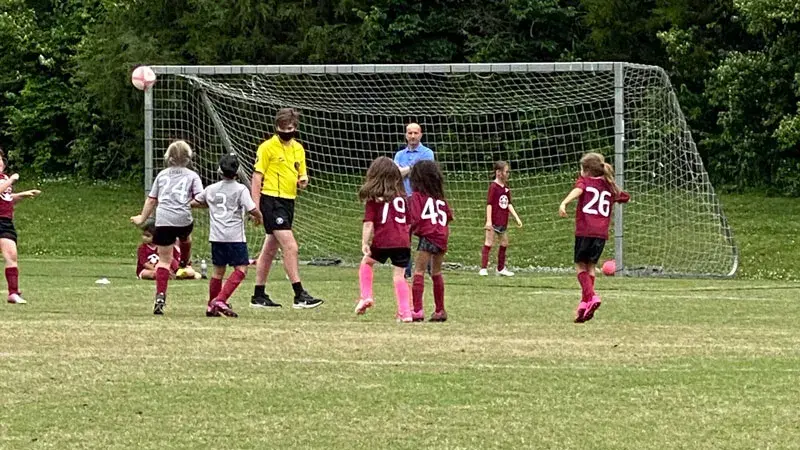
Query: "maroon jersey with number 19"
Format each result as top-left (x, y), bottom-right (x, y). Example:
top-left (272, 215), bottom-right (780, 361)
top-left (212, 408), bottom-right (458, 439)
top-left (487, 182), bottom-right (511, 227)
top-left (0, 173), bottom-right (14, 219)
top-left (408, 192), bottom-right (453, 252)
top-left (574, 176), bottom-right (630, 240)
top-left (363, 197), bottom-right (410, 249)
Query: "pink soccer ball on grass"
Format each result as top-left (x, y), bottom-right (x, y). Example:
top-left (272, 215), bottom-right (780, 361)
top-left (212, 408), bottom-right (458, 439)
top-left (131, 65), bottom-right (156, 91)
top-left (601, 259), bottom-right (616, 276)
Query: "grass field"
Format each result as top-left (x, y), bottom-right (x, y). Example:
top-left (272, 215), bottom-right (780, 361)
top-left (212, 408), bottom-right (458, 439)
top-left (2, 180), bottom-right (800, 448)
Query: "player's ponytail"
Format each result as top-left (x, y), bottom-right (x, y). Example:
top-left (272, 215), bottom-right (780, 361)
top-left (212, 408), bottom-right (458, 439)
top-left (603, 162), bottom-right (620, 195)
top-left (164, 140), bottom-right (193, 167)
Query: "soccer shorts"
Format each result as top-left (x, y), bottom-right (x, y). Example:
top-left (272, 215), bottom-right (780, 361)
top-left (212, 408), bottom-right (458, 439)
top-left (211, 242), bottom-right (250, 267)
top-left (492, 224), bottom-right (507, 234)
top-left (261, 195), bottom-right (294, 234)
top-left (0, 218), bottom-right (17, 242)
top-left (369, 247), bottom-right (411, 268)
top-left (153, 223), bottom-right (193, 247)
top-left (574, 236), bottom-right (606, 264)
top-left (417, 236), bottom-right (444, 255)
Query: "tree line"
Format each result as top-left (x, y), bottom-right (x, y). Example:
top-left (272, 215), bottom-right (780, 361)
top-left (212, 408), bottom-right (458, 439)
top-left (1, 0), bottom-right (798, 194)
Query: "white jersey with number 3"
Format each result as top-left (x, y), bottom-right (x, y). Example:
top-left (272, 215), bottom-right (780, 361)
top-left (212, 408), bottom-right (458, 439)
top-left (149, 167), bottom-right (203, 227)
top-left (196, 179), bottom-right (256, 242)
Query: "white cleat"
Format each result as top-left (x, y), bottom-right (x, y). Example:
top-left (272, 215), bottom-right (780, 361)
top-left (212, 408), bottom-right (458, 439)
top-left (496, 268), bottom-right (515, 277)
top-left (7, 293), bottom-right (26, 304)
top-left (478, 268), bottom-right (488, 276)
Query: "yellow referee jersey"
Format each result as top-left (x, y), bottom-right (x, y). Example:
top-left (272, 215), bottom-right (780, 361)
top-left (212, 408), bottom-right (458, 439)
top-left (253, 135), bottom-right (308, 200)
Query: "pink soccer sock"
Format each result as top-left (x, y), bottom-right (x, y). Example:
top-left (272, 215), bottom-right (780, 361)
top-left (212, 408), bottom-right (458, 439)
top-left (359, 263), bottom-right (373, 300)
top-left (412, 274), bottom-right (425, 313)
top-left (431, 274), bottom-right (445, 313)
top-left (498, 246), bottom-right (507, 271)
top-left (577, 272), bottom-right (594, 302)
top-left (217, 269), bottom-right (246, 302)
top-left (394, 278), bottom-right (411, 318)
top-left (209, 278), bottom-right (223, 303)
top-left (481, 245), bottom-right (491, 269)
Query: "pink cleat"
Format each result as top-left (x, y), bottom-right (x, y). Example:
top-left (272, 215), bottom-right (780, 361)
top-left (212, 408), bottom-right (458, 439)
top-left (211, 300), bottom-right (238, 318)
top-left (411, 310), bottom-right (425, 322)
top-left (582, 295), bottom-right (602, 322)
top-left (574, 300), bottom-right (588, 323)
top-left (396, 313), bottom-right (413, 323)
top-left (355, 298), bottom-right (374, 315)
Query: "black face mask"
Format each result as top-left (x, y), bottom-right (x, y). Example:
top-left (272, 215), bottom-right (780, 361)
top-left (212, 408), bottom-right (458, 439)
top-left (277, 130), bottom-right (296, 142)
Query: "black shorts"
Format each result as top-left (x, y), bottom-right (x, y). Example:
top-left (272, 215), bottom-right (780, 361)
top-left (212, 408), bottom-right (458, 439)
top-left (369, 247), bottom-right (411, 268)
top-left (261, 196), bottom-right (294, 234)
top-left (417, 236), bottom-right (444, 255)
top-left (0, 218), bottom-right (17, 242)
top-left (153, 223), bottom-right (194, 246)
top-left (211, 242), bottom-right (250, 267)
top-left (574, 236), bottom-right (606, 264)
top-left (492, 224), bottom-right (507, 234)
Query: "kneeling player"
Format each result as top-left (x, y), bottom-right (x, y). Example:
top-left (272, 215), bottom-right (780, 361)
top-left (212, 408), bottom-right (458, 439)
top-left (193, 154), bottom-right (263, 318)
top-left (136, 221), bottom-right (198, 280)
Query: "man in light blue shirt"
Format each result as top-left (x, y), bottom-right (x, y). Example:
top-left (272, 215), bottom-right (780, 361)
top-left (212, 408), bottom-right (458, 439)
top-left (394, 123), bottom-right (434, 277)
top-left (394, 123), bottom-right (434, 196)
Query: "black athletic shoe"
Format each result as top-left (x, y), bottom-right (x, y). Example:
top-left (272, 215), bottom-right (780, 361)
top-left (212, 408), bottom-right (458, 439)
top-left (293, 291), bottom-right (324, 309)
top-left (250, 294), bottom-right (282, 309)
top-left (153, 293), bottom-right (166, 315)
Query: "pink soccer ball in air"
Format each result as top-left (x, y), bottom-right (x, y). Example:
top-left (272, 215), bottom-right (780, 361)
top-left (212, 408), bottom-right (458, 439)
top-left (131, 65), bottom-right (156, 91)
top-left (602, 259), bottom-right (616, 276)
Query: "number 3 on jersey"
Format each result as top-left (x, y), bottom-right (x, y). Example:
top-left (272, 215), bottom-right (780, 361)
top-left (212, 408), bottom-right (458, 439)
top-left (381, 197), bottom-right (406, 224)
top-left (582, 187), bottom-right (611, 217)
top-left (421, 198), bottom-right (447, 226)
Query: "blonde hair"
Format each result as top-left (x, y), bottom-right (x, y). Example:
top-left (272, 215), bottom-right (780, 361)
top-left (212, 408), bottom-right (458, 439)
top-left (164, 140), bottom-right (193, 167)
top-left (580, 152), bottom-right (619, 195)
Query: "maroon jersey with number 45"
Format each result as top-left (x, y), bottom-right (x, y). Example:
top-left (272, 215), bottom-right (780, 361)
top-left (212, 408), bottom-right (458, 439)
top-left (408, 192), bottom-right (453, 252)
top-left (363, 197), bottom-right (411, 249)
top-left (574, 176), bottom-right (630, 240)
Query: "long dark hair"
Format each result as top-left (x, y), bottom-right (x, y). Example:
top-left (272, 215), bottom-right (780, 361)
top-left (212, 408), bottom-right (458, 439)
top-left (410, 160), bottom-right (445, 200)
top-left (358, 157), bottom-right (405, 202)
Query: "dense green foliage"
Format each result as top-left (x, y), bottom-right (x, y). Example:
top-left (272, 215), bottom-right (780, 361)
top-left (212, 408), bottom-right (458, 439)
top-left (1, 0), bottom-right (799, 193)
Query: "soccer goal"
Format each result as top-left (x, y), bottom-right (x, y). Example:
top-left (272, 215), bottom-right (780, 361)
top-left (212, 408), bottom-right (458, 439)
top-left (143, 63), bottom-right (738, 277)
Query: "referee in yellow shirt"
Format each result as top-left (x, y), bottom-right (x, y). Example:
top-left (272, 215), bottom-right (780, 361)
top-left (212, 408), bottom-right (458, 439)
top-left (249, 108), bottom-right (324, 309)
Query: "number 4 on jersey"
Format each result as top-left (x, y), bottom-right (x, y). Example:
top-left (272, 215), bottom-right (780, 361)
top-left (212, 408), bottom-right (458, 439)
top-left (421, 198), bottom-right (447, 226)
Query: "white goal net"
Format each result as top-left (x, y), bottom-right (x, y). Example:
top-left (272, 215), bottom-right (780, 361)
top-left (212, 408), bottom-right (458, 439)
top-left (144, 63), bottom-right (738, 277)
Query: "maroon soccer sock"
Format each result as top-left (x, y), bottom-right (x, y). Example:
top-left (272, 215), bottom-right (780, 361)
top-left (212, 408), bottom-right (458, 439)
top-left (577, 272), bottom-right (593, 302)
top-left (5, 267), bottom-right (19, 295)
top-left (155, 267), bottom-right (170, 296)
top-left (217, 269), bottom-right (246, 302)
top-left (209, 277), bottom-right (223, 303)
top-left (481, 245), bottom-right (491, 269)
top-left (412, 274), bottom-right (425, 313)
top-left (497, 246), bottom-right (508, 271)
top-left (179, 240), bottom-right (192, 267)
top-left (431, 274), bottom-right (445, 313)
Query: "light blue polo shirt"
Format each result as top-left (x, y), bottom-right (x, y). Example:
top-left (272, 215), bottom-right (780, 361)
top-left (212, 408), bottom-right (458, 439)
top-left (394, 144), bottom-right (434, 195)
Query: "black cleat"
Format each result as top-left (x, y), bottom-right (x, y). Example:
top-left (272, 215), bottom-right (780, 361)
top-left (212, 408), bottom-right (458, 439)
top-left (293, 291), bottom-right (324, 309)
top-left (153, 293), bottom-right (166, 315)
top-left (250, 294), bottom-right (282, 309)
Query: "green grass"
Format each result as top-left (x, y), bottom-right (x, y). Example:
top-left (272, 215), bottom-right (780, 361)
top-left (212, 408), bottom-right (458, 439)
top-left (2, 259), bottom-right (800, 449)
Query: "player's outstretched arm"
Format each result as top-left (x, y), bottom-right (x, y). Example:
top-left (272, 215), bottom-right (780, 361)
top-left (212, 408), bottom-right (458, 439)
top-left (11, 189), bottom-right (41, 203)
top-left (509, 204), bottom-right (523, 227)
top-left (559, 188), bottom-right (583, 218)
top-left (361, 222), bottom-right (374, 256)
top-left (189, 199), bottom-right (207, 209)
top-left (131, 197), bottom-right (157, 226)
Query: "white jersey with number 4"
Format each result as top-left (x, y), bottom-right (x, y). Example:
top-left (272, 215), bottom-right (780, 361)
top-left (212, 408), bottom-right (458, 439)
top-left (149, 167), bottom-right (204, 227)
top-left (196, 179), bottom-right (256, 242)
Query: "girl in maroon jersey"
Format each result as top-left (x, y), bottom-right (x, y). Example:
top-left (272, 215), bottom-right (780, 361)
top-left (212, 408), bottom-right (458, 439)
top-left (355, 157), bottom-right (413, 322)
top-left (480, 161), bottom-right (523, 277)
top-left (0, 147), bottom-right (41, 304)
top-left (559, 152), bottom-right (629, 323)
top-left (407, 160), bottom-right (453, 322)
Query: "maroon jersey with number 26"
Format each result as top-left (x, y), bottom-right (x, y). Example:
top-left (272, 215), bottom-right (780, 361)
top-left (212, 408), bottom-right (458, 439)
top-left (363, 197), bottom-right (411, 249)
top-left (574, 176), bottom-right (630, 240)
top-left (408, 192), bottom-right (453, 252)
